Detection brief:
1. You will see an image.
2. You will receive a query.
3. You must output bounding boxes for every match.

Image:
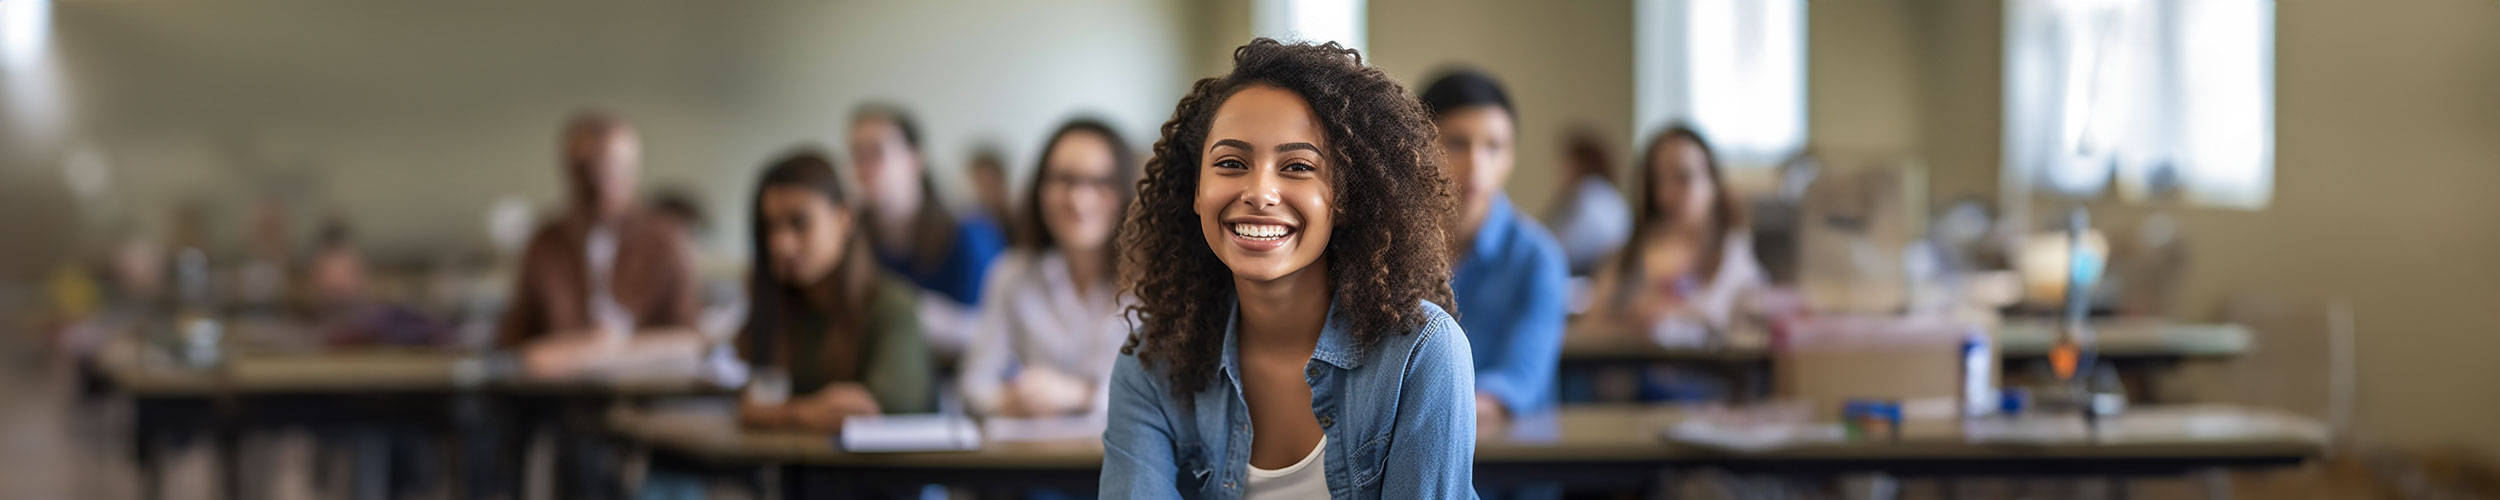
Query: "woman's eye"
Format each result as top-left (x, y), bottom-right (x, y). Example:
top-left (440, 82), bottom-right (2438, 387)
top-left (1284, 161), bottom-right (1316, 173)
top-left (1214, 159), bottom-right (1246, 170)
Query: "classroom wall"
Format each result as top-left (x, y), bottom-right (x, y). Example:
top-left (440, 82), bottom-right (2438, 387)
top-left (26, 0), bottom-right (1194, 262)
top-left (1805, 0), bottom-right (1923, 160)
top-left (1364, 0), bottom-right (1638, 219)
top-left (1817, 0), bottom-right (2500, 454)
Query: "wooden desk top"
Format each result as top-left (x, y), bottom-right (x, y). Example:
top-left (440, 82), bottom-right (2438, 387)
top-left (609, 410), bottom-right (1107, 468)
top-left (1559, 318), bottom-right (2252, 363)
top-left (95, 337), bottom-right (733, 398)
top-left (1669, 405), bottom-right (2327, 461)
top-left (610, 404), bottom-right (2326, 469)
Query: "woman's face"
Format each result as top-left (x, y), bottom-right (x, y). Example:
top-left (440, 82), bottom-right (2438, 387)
top-left (1649, 137), bottom-right (1718, 228)
top-left (1194, 85), bottom-right (1335, 284)
top-left (760, 186), bottom-right (855, 285)
top-left (1040, 131), bottom-right (1123, 254)
top-left (847, 117), bottom-right (923, 219)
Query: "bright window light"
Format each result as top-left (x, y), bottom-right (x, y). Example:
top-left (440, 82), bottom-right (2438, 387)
top-left (1636, 0), bottom-right (1808, 169)
top-left (1255, 0), bottom-right (1365, 51)
top-left (2007, 0), bottom-right (2274, 209)
top-left (2, 0), bottom-right (50, 71)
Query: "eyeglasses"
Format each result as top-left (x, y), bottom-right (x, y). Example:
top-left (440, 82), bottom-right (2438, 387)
top-left (1041, 172), bottom-right (1120, 191)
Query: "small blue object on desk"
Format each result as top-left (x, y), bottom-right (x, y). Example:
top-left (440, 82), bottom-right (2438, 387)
top-left (1842, 399), bottom-right (1903, 442)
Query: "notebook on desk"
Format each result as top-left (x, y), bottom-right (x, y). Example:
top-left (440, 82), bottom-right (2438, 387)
top-left (839, 414), bottom-right (983, 453)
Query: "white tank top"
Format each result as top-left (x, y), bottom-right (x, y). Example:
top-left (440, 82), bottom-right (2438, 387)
top-left (1244, 436), bottom-right (1329, 499)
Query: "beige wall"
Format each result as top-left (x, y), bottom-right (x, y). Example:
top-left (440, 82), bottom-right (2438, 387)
top-left (26, 0), bottom-right (1194, 261)
top-left (2162, 0), bottom-right (2500, 454)
top-left (1365, 0), bottom-right (1637, 217)
top-left (1811, 0), bottom-right (2500, 453)
top-left (1806, 0), bottom-right (1923, 159)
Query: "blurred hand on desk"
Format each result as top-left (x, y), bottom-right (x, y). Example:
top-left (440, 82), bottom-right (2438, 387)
top-left (740, 382), bottom-right (881, 432)
top-left (518, 326), bottom-right (711, 379)
top-left (995, 366), bottom-right (1093, 418)
top-left (1475, 392), bottom-right (1509, 438)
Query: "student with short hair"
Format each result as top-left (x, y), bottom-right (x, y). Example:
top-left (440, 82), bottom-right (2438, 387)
top-left (498, 110), bottom-right (708, 378)
top-left (1419, 69), bottom-right (1572, 425)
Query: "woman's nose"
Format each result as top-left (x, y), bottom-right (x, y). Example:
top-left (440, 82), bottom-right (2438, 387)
top-left (1238, 171), bottom-right (1281, 208)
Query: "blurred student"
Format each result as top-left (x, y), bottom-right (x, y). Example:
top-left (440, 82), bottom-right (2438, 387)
top-left (649, 187), bottom-right (710, 242)
top-left (308, 221), bottom-right (452, 348)
top-left (1419, 70), bottom-right (1570, 425)
top-left (738, 150), bottom-right (935, 432)
top-left (1101, 39), bottom-right (1476, 499)
top-left (957, 119), bottom-right (1137, 420)
top-left (497, 110), bottom-right (709, 378)
top-left (1543, 127), bottom-right (1635, 276)
top-left (234, 200), bottom-right (293, 313)
top-left (1590, 124), bottom-right (1765, 338)
top-left (849, 105), bottom-right (1007, 355)
top-left (966, 146), bottom-right (1024, 246)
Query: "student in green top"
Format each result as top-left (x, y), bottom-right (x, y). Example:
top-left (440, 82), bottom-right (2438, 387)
top-left (738, 149), bottom-right (934, 432)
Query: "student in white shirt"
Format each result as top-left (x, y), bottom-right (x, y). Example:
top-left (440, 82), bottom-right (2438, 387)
top-left (957, 118), bottom-right (1140, 418)
top-left (1589, 124), bottom-right (1766, 335)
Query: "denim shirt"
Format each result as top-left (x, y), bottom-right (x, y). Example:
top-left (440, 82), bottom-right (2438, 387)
top-left (1452, 196), bottom-right (1571, 415)
top-left (1101, 299), bottom-right (1479, 499)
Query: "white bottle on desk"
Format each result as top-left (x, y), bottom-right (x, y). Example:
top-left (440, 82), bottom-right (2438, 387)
top-left (1961, 331), bottom-right (1995, 418)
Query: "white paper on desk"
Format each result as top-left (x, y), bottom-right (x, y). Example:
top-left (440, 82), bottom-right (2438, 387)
top-left (1662, 419), bottom-right (1843, 453)
top-left (840, 414), bottom-right (982, 452)
top-left (982, 414), bottom-right (1107, 443)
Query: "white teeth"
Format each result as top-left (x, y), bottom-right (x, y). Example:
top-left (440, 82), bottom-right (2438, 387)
top-left (1231, 223), bottom-right (1291, 239)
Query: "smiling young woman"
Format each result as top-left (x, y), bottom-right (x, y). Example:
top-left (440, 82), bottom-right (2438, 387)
top-left (1100, 38), bottom-right (1476, 499)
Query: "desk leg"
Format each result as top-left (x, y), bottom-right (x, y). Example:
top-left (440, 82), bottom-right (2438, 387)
top-left (216, 400), bottom-right (244, 500)
top-left (756, 464), bottom-right (781, 500)
top-left (133, 417), bottom-right (160, 500)
top-left (2201, 469), bottom-right (2234, 500)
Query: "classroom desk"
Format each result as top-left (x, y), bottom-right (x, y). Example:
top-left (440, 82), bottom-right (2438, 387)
top-left (1559, 318), bottom-right (2251, 362)
top-left (1557, 319), bottom-right (2252, 401)
top-left (95, 339), bottom-right (735, 500)
top-left (612, 403), bottom-right (2325, 493)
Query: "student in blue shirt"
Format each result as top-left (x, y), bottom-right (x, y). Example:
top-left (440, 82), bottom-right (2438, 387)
top-left (1419, 69), bottom-right (1572, 425)
top-left (847, 104), bottom-right (1008, 308)
top-left (1101, 38), bottom-right (1478, 499)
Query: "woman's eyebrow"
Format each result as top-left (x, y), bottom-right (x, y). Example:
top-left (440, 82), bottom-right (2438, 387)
top-left (1208, 139), bottom-right (1252, 153)
top-left (1275, 142), bottom-right (1320, 155)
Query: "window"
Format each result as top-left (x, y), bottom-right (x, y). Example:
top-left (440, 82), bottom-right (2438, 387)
top-left (0, 0), bottom-right (46, 71)
top-left (1636, 0), bottom-right (1807, 169)
top-left (3, 0), bottom-right (61, 147)
top-left (1255, 0), bottom-right (1365, 51)
top-left (2006, 0), bottom-right (2275, 209)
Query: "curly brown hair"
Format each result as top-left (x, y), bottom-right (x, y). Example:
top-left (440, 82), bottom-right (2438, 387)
top-left (1117, 38), bottom-right (1457, 397)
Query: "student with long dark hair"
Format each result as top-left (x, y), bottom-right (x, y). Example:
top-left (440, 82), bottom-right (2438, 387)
top-left (848, 105), bottom-right (1008, 309)
top-left (1101, 38), bottom-right (1477, 499)
top-left (1591, 124), bottom-right (1765, 335)
top-left (957, 118), bottom-right (1139, 419)
top-left (738, 150), bottom-right (934, 432)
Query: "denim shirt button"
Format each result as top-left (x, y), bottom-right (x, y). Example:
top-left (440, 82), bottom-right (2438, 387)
top-left (1305, 364), bottom-right (1322, 379)
top-left (1317, 413), bottom-right (1335, 428)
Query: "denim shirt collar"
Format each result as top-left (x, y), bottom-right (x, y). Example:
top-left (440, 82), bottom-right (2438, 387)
top-left (1217, 296), bottom-right (1361, 388)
